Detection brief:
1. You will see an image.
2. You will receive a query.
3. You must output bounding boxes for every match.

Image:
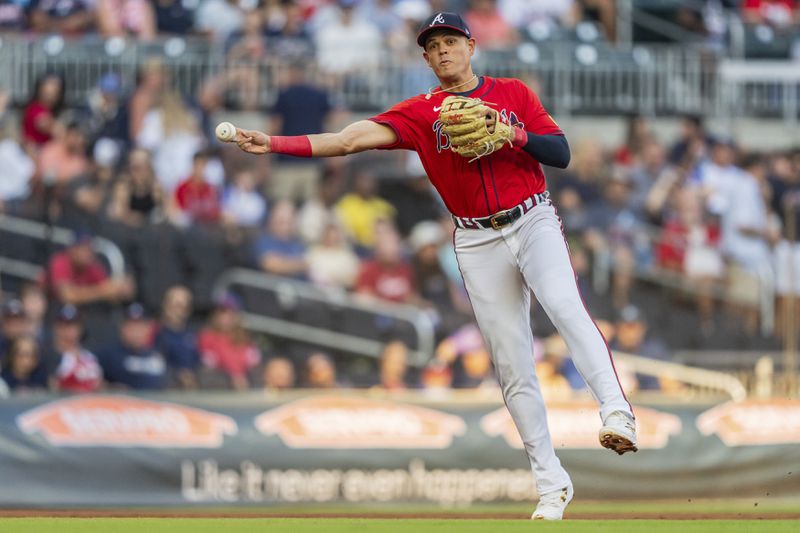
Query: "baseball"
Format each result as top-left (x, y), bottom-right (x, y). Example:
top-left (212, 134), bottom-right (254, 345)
top-left (215, 121), bottom-right (237, 142)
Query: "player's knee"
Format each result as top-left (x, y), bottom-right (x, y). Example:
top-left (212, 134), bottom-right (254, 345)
top-left (541, 291), bottom-right (584, 323)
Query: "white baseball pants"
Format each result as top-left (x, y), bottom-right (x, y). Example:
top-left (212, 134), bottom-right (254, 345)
top-left (454, 200), bottom-right (632, 495)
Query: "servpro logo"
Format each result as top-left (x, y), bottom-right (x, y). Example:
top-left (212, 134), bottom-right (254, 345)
top-left (17, 395), bottom-right (237, 448)
top-left (697, 399), bottom-right (800, 446)
top-left (481, 401), bottom-right (681, 450)
top-left (255, 395), bottom-right (466, 449)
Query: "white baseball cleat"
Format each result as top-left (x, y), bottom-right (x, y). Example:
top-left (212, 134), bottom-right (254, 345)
top-left (599, 410), bottom-right (638, 455)
top-left (531, 484), bottom-right (574, 521)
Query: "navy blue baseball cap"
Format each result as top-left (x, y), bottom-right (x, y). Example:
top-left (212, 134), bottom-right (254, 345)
top-left (417, 12), bottom-right (472, 47)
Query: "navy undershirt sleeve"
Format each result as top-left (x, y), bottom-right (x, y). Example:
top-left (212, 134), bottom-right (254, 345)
top-left (521, 133), bottom-right (571, 169)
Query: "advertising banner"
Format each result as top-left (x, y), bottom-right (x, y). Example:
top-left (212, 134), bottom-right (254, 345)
top-left (1, 393), bottom-right (799, 506)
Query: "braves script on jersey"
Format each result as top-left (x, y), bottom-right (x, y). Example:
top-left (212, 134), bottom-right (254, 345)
top-left (370, 76), bottom-right (561, 217)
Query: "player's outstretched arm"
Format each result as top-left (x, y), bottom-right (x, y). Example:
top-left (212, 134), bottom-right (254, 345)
top-left (233, 120), bottom-right (397, 158)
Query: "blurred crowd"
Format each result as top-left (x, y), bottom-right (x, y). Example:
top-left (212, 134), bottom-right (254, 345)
top-left (0, 29), bottom-right (799, 397)
top-left (0, 0), bottom-right (797, 57)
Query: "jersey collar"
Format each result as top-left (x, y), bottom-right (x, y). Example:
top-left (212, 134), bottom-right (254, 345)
top-left (448, 76), bottom-right (493, 100)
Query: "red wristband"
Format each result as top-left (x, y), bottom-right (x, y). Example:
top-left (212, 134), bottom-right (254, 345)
top-left (511, 127), bottom-right (528, 148)
top-left (270, 135), bottom-right (313, 157)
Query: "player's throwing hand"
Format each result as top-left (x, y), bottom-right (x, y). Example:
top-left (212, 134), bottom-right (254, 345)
top-left (235, 128), bottom-right (271, 155)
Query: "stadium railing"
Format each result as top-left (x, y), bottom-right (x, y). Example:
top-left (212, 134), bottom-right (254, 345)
top-left (1, 35), bottom-right (797, 122)
top-left (212, 268), bottom-right (437, 368)
top-left (0, 213), bottom-right (126, 286)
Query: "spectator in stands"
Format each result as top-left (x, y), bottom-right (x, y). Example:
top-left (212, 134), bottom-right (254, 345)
top-left (170, 150), bottom-right (221, 226)
top-left (28, 0), bottom-right (96, 35)
top-left (669, 114), bottom-right (710, 166)
top-left (355, 223), bottom-right (418, 305)
top-left (303, 351), bottom-right (339, 388)
top-left (435, 323), bottom-right (497, 389)
top-left (195, 0), bottom-right (245, 43)
top-left (611, 305), bottom-right (673, 392)
top-left (45, 230), bottom-right (135, 307)
top-left (269, 63), bottom-right (336, 202)
top-left (129, 58), bottom-right (167, 145)
top-left (263, 356), bottom-right (296, 391)
top-left (82, 73), bottom-right (131, 152)
top-left (629, 137), bottom-right (670, 214)
top-left (0, 0), bottom-right (28, 31)
top-left (720, 153), bottom-right (780, 332)
top-left (1, 336), bottom-right (48, 393)
top-left (498, 0), bottom-right (580, 34)
top-left (20, 283), bottom-right (47, 343)
top-left (584, 170), bottom-right (649, 309)
top-left (97, 0), bottom-right (156, 40)
top-left (99, 302), bottom-right (168, 390)
top-left (410, 220), bottom-right (471, 333)
top-left (152, 0), bottom-right (196, 35)
top-left (155, 285), bottom-right (199, 389)
top-left (306, 220), bottom-right (361, 289)
top-left (556, 139), bottom-right (605, 205)
top-left (0, 299), bottom-right (33, 356)
top-left (690, 137), bottom-right (741, 216)
top-left (384, 153), bottom-right (443, 237)
top-left (355, 0), bottom-right (403, 36)
top-left (266, 0), bottom-right (314, 58)
top-left (21, 72), bottom-right (64, 149)
top-left (223, 9), bottom-right (267, 110)
top-left (136, 90), bottom-right (208, 194)
top-left (198, 293), bottom-right (262, 390)
top-left (769, 150), bottom-right (800, 339)
top-left (253, 200), bottom-right (308, 279)
top-left (314, 0), bottom-right (382, 75)
top-left (614, 114), bottom-right (652, 169)
top-left (655, 187), bottom-right (723, 332)
top-left (49, 304), bottom-right (103, 393)
top-left (0, 93), bottom-right (34, 212)
top-left (376, 339), bottom-right (410, 390)
top-left (578, 0), bottom-right (617, 41)
top-left (36, 122), bottom-right (90, 191)
top-left (336, 170), bottom-right (396, 250)
top-left (297, 170), bottom-right (346, 244)
top-left (59, 138), bottom-right (117, 230)
top-left (465, 0), bottom-right (519, 50)
top-left (221, 169), bottom-right (266, 229)
top-left (742, 0), bottom-right (800, 29)
top-left (108, 148), bottom-right (164, 227)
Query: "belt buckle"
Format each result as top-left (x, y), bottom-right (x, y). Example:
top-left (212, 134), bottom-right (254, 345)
top-left (489, 211), bottom-right (509, 230)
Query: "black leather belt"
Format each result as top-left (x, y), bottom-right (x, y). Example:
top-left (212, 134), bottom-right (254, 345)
top-left (453, 192), bottom-right (550, 230)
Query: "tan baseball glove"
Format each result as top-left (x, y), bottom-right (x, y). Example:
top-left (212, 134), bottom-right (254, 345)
top-left (438, 95), bottom-right (515, 162)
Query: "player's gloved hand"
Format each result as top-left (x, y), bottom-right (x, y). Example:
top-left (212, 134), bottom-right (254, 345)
top-left (438, 95), bottom-right (523, 162)
top-left (236, 128), bottom-right (271, 155)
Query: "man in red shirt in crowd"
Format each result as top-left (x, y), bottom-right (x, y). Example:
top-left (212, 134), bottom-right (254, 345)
top-left (172, 150), bottom-right (221, 225)
top-left (46, 230), bottom-right (134, 306)
top-left (355, 223), bottom-right (419, 304)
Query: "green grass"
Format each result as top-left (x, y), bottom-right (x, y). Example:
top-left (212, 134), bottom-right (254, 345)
top-left (0, 519), bottom-right (798, 533)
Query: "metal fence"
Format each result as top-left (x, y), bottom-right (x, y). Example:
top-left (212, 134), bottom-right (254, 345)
top-left (1, 35), bottom-right (798, 123)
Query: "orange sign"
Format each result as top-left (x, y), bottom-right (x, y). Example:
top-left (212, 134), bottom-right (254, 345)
top-left (17, 395), bottom-right (237, 448)
top-left (481, 401), bottom-right (681, 450)
top-left (697, 398), bottom-right (800, 446)
top-left (255, 395), bottom-right (466, 449)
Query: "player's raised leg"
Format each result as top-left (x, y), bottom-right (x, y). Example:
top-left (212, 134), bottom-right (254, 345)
top-left (454, 228), bottom-right (572, 498)
top-left (515, 204), bottom-right (637, 453)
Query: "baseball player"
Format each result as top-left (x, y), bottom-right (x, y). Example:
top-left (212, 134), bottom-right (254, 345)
top-left (230, 12), bottom-right (636, 520)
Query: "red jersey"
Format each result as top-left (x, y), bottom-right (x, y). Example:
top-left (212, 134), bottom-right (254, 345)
top-left (198, 329), bottom-right (261, 380)
top-left (174, 178), bottom-right (220, 223)
top-left (369, 76), bottom-right (562, 218)
top-left (47, 251), bottom-right (109, 295)
top-left (356, 260), bottom-right (416, 303)
top-left (22, 102), bottom-right (53, 146)
top-left (55, 349), bottom-right (103, 393)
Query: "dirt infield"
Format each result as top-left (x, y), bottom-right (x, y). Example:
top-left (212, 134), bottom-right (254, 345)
top-left (2, 509), bottom-right (800, 520)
